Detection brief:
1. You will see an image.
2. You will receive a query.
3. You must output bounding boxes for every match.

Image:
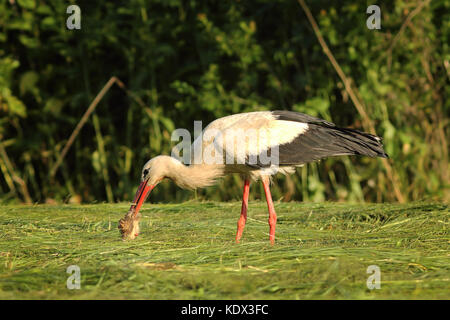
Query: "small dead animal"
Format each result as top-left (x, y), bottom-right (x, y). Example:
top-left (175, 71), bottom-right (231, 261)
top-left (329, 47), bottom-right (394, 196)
top-left (118, 208), bottom-right (141, 240)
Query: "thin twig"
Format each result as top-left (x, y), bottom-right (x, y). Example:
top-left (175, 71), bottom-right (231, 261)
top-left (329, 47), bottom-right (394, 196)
top-left (50, 76), bottom-right (149, 178)
top-left (114, 77), bottom-right (149, 110)
top-left (298, 0), bottom-right (374, 133)
top-left (386, 0), bottom-right (431, 68)
top-left (50, 77), bottom-right (117, 177)
top-left (297, 0), bottom-right (405, 203)
top-left (0, 140), bottom-right (32, 204)
top-left (0, 156), bottom-right (17, 195)
top-left (443, 60), bottom-right (450, 80)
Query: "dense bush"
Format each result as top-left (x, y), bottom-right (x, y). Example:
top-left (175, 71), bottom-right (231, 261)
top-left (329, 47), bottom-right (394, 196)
top-left (0, 0), bottom-right (448, 204)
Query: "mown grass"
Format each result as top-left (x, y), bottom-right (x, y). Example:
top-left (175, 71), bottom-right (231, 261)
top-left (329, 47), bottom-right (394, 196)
top-left (0, 201), bottom-right (448, 299)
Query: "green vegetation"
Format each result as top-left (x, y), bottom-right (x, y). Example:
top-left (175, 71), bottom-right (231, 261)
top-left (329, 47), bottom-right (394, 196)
top-left (0, 202), bottom-right (448, 299)
top-left (1, 0), bottom-right (447, 302)
top-left (0, 1), bottom-right (448, 204)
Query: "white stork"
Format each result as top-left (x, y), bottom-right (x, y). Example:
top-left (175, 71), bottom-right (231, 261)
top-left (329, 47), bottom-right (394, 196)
top-left (119, 110), bottom-right (387, 244)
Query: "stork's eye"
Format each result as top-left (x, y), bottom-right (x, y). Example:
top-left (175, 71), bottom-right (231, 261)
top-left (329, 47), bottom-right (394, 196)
top-left (143, 169), bottom-right (149, 176)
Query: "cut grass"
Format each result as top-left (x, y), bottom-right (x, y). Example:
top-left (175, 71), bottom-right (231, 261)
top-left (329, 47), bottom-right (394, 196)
top-left (0, 201), bottom-right (448, 299)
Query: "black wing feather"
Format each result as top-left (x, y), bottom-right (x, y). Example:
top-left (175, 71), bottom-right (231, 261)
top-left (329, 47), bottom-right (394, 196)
top-left (266, 110), bottom-right (388, 166)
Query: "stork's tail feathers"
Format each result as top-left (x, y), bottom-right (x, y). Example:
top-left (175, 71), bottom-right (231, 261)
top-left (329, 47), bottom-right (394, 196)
top-left (272, 111), bottom-right (388, 165)
top-left (331, 127), bottom-right (388, 159)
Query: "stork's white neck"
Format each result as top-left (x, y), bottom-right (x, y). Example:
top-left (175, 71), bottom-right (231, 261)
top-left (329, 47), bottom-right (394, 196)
top-left (164, 158), bottom-right (224, 190)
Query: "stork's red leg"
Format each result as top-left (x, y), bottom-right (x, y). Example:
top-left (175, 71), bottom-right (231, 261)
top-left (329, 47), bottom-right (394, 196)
top-left (262, 178), bottom-right (277, 245)
top-left (235, 179), bottom-right (250, 243)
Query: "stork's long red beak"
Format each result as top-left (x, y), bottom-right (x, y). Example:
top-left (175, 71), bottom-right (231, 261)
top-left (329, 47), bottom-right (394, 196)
top-left (130, 179), bottom-right (154, 218)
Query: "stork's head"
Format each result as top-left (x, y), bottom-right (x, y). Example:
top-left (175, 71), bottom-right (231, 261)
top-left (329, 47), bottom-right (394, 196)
top-left (140, 155), bottom-right (175, 185)
top-left (118, 156), bottom-right (180, 240)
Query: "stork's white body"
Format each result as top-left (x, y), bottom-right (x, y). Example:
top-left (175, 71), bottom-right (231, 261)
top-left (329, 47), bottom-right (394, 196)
top-left (120, 110), bottom-right (387, 243)
top-left (190, 111), bottom-right (309, 181)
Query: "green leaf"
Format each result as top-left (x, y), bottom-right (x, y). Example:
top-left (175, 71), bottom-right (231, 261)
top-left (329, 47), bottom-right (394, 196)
top-left (19, 71), bottom-right (39, 96)
top-left (0, 87), bottom-right (27, 117)
top-left (92, 151), bottom-right (101, 174)
top-left (44, 98), bottom-right (64, 115)
top-left (17, 0), bottom-right (35, 9)
top-left (19, 35), bottom-right (39, 48)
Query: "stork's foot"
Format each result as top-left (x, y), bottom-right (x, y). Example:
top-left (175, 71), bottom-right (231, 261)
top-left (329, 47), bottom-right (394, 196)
top-left (118, 208), bottom-right (141, 240)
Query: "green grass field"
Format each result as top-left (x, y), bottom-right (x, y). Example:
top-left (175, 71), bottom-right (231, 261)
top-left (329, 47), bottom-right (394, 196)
top-left (0, 201), bottom-right (448, 299)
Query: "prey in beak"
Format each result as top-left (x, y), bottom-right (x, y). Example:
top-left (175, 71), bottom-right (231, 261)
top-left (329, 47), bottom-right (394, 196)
top-left (118, 156), bottom-right (174, 240)
top-left (118, 178), bottom-right (155, 240)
